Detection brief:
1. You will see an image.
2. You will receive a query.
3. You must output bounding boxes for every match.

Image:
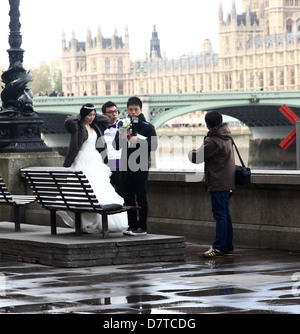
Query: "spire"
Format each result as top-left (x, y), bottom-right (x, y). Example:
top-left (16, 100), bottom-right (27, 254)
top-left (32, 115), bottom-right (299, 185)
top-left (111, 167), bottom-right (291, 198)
top-left (259, 0), bottom-right (264, 19)
top-left (62, 31), bottom-right (66, 50)
top-left (71, 29), bottom-right (76, 49)
top-left (97, 25), bottom-right (102, 46)
top-left (219, 0), bottom-right (223, 22)
top-left (125, 25), bottom-right (129, 48)
top-left (231, 0), bottom-right (237, 25)
top-left (86, 26), bottom-right (92, 48)
top-left (246, 0), bottom-right (251, 26)
top-left (150, 25), bottom-right (161, 59)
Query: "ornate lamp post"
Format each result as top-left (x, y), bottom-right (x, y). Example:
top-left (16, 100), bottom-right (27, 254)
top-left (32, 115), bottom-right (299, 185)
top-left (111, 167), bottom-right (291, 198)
top-left (0, 0), bottom-right (50, 152)
top-left (251, 71), bottom-right (262, 91)
top-left (136, 65), bottom-right (147, 95)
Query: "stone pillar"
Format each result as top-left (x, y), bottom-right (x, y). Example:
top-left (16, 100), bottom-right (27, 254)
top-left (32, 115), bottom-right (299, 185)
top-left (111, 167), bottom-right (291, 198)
top-left (0, 151), bottom-right (64, 223)
top-left (140, 95), bottom-right (150, 120)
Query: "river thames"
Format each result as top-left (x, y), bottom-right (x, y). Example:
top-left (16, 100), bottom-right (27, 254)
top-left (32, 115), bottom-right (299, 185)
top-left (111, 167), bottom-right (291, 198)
top-left (152, 127), bottom-right (251, 172)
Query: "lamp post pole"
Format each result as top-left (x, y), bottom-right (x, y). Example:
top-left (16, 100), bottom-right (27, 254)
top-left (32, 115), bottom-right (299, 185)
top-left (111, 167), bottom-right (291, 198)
top-left (7, 0), bottom-right (24, 69)
top-left (0, 0), bottom-right (50, 152)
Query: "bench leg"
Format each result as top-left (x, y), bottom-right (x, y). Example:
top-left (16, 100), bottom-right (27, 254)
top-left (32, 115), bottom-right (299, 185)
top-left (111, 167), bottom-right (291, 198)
top-left (13, 206), bottom-right (21, 232)
top-left (102, 215), bottom-right (109, 238)
top-left (50, 210), bottom-right (57, 235)
top-left (75, 212), bottom-right (82, 236)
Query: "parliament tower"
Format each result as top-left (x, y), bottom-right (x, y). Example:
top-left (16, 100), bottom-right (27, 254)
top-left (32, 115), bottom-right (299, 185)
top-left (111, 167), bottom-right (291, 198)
top-left (62, 1), bottom-right (300, 96)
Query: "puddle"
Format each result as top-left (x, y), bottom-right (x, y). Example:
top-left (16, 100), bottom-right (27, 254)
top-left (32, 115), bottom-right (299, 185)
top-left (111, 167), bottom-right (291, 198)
top-left (260, 298), bottom-right (300, 306)
top-left (177, 287), bottom-right (253, 297)
top-left (78, 294), bottom-right (168, 306)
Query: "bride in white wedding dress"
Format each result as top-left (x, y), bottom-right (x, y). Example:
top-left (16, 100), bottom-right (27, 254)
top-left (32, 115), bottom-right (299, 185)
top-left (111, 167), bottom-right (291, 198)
top-left (58, 104), bottom-right (128, 234)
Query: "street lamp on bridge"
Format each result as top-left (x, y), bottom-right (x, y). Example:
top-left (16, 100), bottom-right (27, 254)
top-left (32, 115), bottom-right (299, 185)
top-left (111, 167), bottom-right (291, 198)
top-left (0, 0), bottom-right (50, 152)
top-left (136, 65), bottom-right (147, 95)
top-left (251, 71), bottom-right (262, 91)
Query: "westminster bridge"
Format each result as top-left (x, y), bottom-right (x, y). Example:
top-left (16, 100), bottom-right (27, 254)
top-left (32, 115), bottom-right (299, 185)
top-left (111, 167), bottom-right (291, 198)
top-left (34, 90), bottom-right (300, 169)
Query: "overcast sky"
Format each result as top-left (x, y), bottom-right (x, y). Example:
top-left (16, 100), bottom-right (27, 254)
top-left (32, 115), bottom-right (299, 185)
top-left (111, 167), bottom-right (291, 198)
top-left (0, 0), bottom-right (243, 68)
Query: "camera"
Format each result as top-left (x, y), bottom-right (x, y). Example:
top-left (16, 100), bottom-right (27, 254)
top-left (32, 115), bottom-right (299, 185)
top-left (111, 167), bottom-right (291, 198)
top-left (131, 117), bottom-right (139, 135)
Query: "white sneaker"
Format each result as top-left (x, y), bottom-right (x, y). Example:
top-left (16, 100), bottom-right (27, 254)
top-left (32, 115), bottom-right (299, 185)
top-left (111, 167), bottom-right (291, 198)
top-left (122, 227), bottom-right (134, 235)
top-left (129, 228), bottom-right (147, 236)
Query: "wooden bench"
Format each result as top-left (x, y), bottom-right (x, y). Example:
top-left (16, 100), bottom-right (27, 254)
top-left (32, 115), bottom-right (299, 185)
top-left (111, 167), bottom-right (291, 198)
top-left (0, 174), bottom-right (36, 232)
top-left (21, 168), bottom-right (138, 238)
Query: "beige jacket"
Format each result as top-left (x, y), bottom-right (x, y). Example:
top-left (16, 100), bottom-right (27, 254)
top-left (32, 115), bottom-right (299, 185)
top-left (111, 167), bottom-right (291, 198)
top-left (188, 123), bottom-right (235, 191)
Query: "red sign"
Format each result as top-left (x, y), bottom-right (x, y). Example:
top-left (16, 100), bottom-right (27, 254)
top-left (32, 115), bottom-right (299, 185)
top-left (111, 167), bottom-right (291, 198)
top-left (279, 105), bottom-right (299, 150)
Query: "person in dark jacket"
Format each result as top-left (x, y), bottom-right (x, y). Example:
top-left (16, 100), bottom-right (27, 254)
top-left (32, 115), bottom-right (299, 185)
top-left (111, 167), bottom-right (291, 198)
top-left (114, 96), bottom-right (158, 236)
top-left (188, 111), bottom-right (235, 257)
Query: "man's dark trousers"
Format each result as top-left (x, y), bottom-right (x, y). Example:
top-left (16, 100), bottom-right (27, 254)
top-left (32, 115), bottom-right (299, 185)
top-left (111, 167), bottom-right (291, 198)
top-left (122, 171), bottom-right (148, 231)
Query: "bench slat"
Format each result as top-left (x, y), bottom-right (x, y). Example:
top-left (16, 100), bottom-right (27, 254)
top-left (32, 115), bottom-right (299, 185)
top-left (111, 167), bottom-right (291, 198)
top-left (30, 187), bottom-right (95, 194)
top-left (40, 200), bottom-right (100, 206)
top-left (27, 179), bottom-right (91, 186)
top-left (36, 193), bottom-right (97, 198)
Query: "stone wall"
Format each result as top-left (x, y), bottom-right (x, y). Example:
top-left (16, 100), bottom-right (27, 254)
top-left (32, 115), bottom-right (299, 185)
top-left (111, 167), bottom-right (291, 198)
top-left (147, 170), bottom-right (300, 252)
top-left (2, 162), bottom-right (300, 252)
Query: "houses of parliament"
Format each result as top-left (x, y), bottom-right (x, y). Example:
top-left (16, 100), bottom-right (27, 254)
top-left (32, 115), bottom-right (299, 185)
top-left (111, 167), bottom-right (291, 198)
top-left (61, 0), bottom-right (300, 96)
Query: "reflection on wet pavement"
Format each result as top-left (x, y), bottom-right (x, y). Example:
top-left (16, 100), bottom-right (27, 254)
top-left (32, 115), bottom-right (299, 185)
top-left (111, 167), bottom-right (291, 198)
top-left (0, 243), bottom-right (300, 314)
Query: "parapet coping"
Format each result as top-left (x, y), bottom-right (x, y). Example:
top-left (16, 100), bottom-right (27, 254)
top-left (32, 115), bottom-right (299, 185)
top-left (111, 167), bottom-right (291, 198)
top-left (149, 168), bottom-right (300, 185)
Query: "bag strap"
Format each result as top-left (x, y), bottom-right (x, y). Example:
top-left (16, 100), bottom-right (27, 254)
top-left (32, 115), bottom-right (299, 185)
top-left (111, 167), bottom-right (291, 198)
top-left (231, 139), bottom-right (246, 167)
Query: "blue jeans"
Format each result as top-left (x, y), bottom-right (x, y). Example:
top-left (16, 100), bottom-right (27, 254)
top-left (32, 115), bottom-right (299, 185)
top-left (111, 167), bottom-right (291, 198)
top-left (210, 191), bottom-right (234, 252)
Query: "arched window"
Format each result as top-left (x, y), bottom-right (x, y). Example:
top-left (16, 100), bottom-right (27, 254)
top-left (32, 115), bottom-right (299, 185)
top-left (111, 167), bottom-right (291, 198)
top-left (287, 19), bottom-right (293, 33)
top-left (291, 69), bottom-right (295, 85)
top-left (240, 73), bottom-right (244, 89)
top-left (105, 82), bottom-right (111, 95)
top-left (269, 71), bottom-right (274, 87)
top-left (266, 20), bottom-right (270, 35)
top-left (105, 58), bottom-right (110, 73)
top-left (118, 83), bottom-right (124, 95)
top-left (280, 70), bottom-right (284, 86)
top-left (118, 58), bottom-right (123, 73)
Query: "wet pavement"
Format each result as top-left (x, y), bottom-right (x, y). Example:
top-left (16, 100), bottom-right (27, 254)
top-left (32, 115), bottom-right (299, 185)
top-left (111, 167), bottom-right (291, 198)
top-left (0, 242), bottom-right (299, 314)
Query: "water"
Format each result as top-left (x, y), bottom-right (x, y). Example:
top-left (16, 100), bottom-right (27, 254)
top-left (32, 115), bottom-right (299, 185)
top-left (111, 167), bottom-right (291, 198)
top-left (152, 134), bottom-right (251, 172)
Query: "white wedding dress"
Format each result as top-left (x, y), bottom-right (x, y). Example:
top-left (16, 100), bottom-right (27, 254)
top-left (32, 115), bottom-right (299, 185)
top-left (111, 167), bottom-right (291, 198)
top-left (58, 130), bottom-right (128, 233)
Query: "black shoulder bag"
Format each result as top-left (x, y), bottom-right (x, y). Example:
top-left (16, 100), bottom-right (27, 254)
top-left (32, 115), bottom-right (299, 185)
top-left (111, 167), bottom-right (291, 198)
top-left (232, 139), bottom-right (251, 185)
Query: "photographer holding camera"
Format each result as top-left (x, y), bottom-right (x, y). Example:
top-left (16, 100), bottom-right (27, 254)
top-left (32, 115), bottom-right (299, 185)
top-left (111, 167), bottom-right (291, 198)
top-left (114, 96), bottom-right (158, 236)
top-left (188, 111), bottom-right (235, 258)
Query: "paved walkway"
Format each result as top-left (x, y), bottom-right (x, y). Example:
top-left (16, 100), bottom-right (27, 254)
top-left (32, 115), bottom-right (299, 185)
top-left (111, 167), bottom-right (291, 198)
top-left (0, 241), bottom-right (299, 314)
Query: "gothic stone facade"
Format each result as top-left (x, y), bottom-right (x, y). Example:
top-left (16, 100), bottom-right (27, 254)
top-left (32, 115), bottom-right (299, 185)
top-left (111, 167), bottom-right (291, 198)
top-left (62, 0), bottom-right (300, 96)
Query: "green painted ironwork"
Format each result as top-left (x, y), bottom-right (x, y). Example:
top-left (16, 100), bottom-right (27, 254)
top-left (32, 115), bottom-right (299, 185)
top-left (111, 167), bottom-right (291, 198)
top-left (33, 91), bottom-right (300, 129)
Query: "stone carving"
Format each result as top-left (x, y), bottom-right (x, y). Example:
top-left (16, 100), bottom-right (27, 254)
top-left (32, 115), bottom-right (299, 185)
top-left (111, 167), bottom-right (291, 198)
top-left (1, 68), bottom-right (35, 116)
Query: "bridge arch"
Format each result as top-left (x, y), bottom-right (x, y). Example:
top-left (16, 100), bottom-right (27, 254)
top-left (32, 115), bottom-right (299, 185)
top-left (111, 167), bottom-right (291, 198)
top-left (149, 101), bottom-right (252, 129)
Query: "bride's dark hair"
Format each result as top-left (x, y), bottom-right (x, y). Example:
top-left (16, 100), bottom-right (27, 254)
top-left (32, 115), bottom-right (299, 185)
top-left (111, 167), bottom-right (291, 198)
top-left (80, 103), bottom-right (96, 119)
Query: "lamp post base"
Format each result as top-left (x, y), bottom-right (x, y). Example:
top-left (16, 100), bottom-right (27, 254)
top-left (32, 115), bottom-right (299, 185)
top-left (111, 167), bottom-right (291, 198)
top-left (0, 112), bottom-right (52, 152)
